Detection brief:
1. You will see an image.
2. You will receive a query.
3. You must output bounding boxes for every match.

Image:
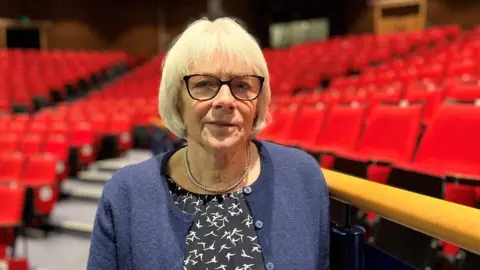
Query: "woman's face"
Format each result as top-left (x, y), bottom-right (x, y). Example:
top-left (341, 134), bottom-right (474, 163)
top-left (180, 59), bottom-right (258, 150)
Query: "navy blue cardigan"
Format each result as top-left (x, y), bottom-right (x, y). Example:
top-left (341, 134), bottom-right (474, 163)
top-left (87, 141), bottom-right (330, 270)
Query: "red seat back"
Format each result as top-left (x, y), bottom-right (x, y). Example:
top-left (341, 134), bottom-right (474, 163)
top-left (414, 103), bottom-right (480, 175)
top-left (355, 103), bottom-right (423, 163)
top-left (444, 184), bottom-right (477, 207)
top-left (19, 134), bottom-right (44, 155)
top-left (50, 122), bottom-right (70, 139)
top-left (0, 135), bottom-right (19, 154)
top-left (0, 184), bottom-right (25, 226)
top-left (21, 154), bottom-right (57, 186)
top-left (44, 135), bottom-right (69, 161)
top-left (317, 103), bottom-right (366, 152)
top-left (287, 104), bottom-right (328, 145)
top-left (0, 153), bottom-right (25, 182)
top-left (109, 114), bottom-right (132, 134)
top-left (445, 80), bottom-right (480, 101)
top-left (71, 121), bottom-right (95, 145)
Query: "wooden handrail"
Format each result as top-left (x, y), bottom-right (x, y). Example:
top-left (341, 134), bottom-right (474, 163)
top-left (323, 169), bottom-right (480, 255)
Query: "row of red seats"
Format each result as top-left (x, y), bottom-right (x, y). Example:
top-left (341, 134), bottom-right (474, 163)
top-left (86, 55), bottom-right (164, 99)
top-left (0, 153), bottom-right (58, 216)
top-left (265, 25), bottom-right (463, 94)
top-left (0, 49), bottom-right (129, 114)
top-left (260, 101), bottom-right (480, 193)
top-left (273, 76), bottom-right (480, 126)
top-left (259, 99), bottom-right (480, 257)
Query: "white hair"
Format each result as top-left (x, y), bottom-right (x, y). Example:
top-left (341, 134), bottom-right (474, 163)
top-left (159, 17), bottom-right (271, 139)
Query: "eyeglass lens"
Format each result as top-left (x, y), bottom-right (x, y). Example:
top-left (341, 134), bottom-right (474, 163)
top-left (187, 75), bottom-right (261, 100)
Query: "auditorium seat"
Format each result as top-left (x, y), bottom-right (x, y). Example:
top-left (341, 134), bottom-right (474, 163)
top-left (0, 135), bottom-right (19, 154)
top-left (28, 122), bottom-right (49, 138)
top-left (6, 122), bottom-right (28, 138)
top-left (0, 153), bottom-right (24, 183)
top-left (336, 102), bottom-right (424, 183)
top-left (70, 122), bottom-right (96, 165)
top-left (305, 103), bottom-right (367, 169)
top-left (257, 105), bottom-right (299, 142)
top-left (393, 102), bottom-right (480, 179)
top-left (404, 81), bottom-right (443, 125)
top-left (21, 154), bottom-right (59, 215)
top-left (283, 103), bottom-right (328, 148)
top-left (44, 135), bottom-right (69, 181)
top-left (444, 79), bottom-right (480, 101)
top-left (109, 114), bottom-right (133, 151)
top-left (0, 184), bottom-right (25, 228)
top-left (19, 134), bottom-right (44, 155)
top-left (50, 122), bottom-right (70, 139)
top-left (0, 117), bottom-right (9, 132)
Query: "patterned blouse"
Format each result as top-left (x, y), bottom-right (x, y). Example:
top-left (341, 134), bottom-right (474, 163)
top-left (166, 176), bottom-right (265, 270)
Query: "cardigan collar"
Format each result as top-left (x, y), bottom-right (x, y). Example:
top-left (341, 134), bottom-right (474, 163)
top-left (155, 140), bottom-right (274, 222)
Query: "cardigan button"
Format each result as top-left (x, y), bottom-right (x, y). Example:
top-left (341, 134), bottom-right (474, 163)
top-left (266, 262), bottom-right (274, 270)
top-left (243, 186), bottom-right (252, 194)
top-left (255, 220), bottom-right (263, 229)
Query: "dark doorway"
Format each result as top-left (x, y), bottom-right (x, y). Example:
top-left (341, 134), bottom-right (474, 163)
top-left (6, 27), bottom-right (41, 49)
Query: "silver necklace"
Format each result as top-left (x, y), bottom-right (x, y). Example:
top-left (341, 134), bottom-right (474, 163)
top-left (183, 144), bottom-right (251, 194)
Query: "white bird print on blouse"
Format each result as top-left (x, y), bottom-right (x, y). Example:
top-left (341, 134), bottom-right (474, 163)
top-left (203, 241), bottom-right (215, 251)
top-left (243, 264), bottom-right (254, 270)
top-left (188, 249), bottom-right (203, 261)
top-left (252, 245), bottom-right (261, 253)
top-left (241, 249), bottom-right (254, 259)
top-left (218, 244), bottom-right (231, 253)
top-left (221, 231), bottom-right (230, 240)
top-left (205, 256), bottom-right (218, 264)
top-left (204, 231), bottom-right (219, 237)
top-left (226, 252), bottom-right (235, 261)
top-left (186, 231), bottom-right (200, 242)
top-left (168, 177), bottom-right (264, 270)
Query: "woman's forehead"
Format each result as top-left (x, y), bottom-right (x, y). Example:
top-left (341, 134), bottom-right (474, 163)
top-left (188, 60), bottom-right (256, 78)
top-left (186, 49), bottom-right (258, 77)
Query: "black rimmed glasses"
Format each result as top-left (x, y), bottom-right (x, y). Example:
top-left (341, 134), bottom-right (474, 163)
top-left (183, 74), bottom-right (264, 101)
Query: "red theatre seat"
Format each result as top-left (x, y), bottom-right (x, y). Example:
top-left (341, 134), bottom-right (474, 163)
top-left (19, 134), bottom-right (44, 155)
top-left (395, 102), bottom-right (480, 178)
top-left (306, 103), bottom-right (367, 169)
top-left (0, 184), bottom-right (25, 227)
top-left (71, 121), bottom-right (96, 165)
top-left (284, 103), bottom-right (328, 148)
top-left (20, 154), bottom-right (59, 215)
top-left (44, 135), bottom-right (69, 182)
top-left (0, 153), bottom-right (25, 183)
top-left (339, 102), bottom-right (424, 184)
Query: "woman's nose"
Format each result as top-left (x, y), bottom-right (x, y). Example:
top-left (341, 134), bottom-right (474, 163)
top-left (213, 84), bottom-right (236, 110)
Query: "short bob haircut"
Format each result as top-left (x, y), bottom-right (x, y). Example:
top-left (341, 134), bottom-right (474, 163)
top-left (159, 17), bottom-right (271, 139)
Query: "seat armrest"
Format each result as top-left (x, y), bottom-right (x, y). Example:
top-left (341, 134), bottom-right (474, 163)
top-left (368, 158), bottom-right (391, 166)
top-left (445, 173), bottom-right (480, 186)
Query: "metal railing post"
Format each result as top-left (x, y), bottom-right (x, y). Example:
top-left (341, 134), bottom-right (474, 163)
top-left (331, 203), bottom-right (365, 270)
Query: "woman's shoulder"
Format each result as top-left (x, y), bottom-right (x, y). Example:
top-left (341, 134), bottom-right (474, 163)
top-left (257, 140), bottom-right (327, 192)
top-left (257, 140), bottom-right (320, 170)
top-left (101, 153), bottom-right (169, 204)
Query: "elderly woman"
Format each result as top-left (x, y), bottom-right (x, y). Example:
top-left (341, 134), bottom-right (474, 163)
top-left (88, 17), bottom-right (329, 270)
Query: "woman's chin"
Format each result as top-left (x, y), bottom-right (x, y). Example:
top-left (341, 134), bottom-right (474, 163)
top-left (202, 132), bottom-right (245, 150)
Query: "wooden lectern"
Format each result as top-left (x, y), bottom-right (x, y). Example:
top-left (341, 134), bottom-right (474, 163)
top-left (372, 0), bottom-right (427, 35)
